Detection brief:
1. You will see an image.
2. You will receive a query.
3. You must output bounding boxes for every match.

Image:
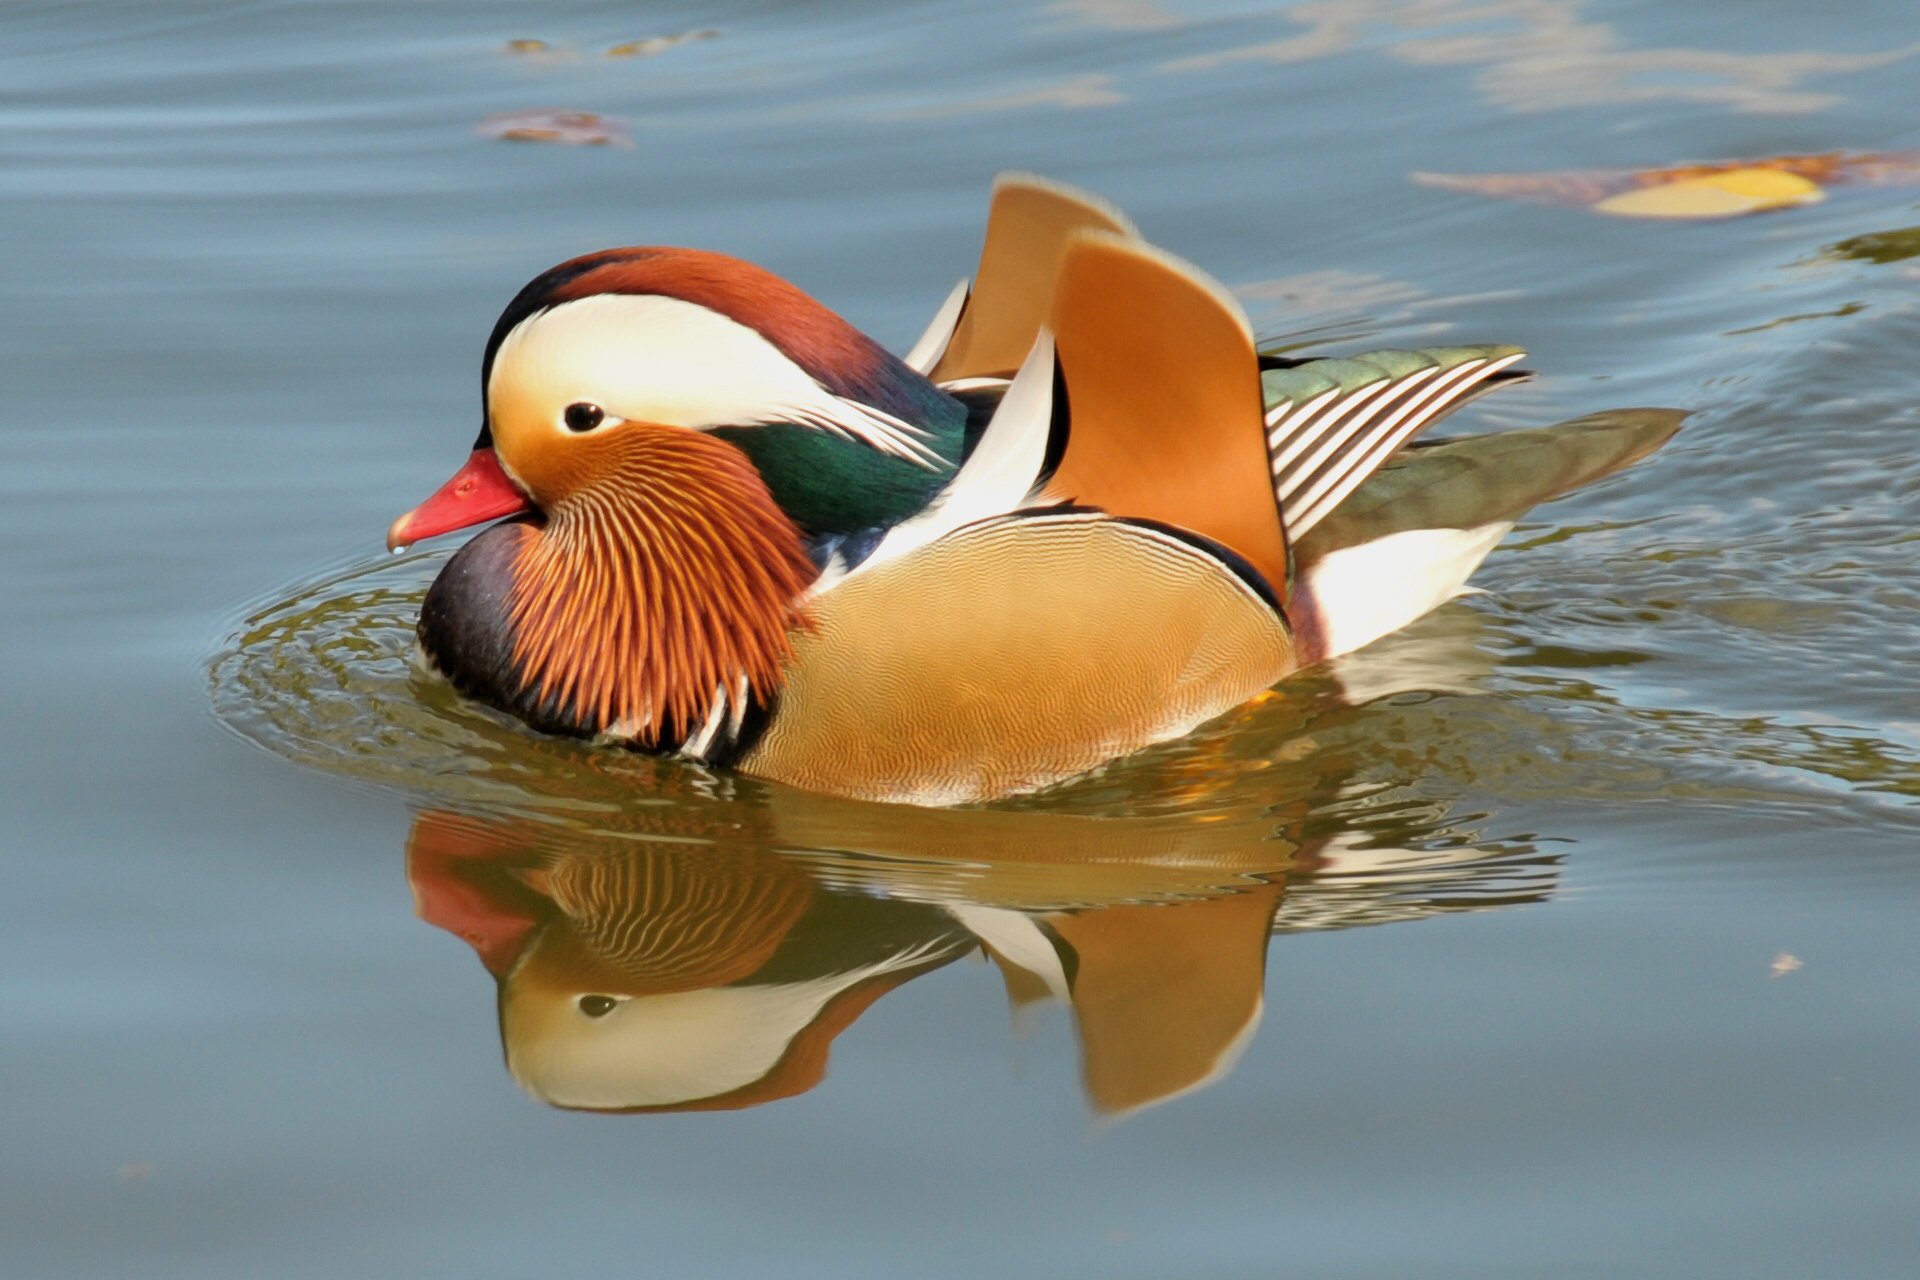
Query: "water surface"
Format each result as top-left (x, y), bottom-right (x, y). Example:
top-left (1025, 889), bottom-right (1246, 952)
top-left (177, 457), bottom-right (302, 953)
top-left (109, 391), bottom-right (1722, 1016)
top-left (6, 2), bottom-right (1919, 1276)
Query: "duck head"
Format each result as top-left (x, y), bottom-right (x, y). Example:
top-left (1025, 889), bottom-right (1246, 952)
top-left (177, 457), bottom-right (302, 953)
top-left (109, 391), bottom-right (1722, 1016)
top-left (388, 248), bottom-right (969, 748)
top-left (405, 811), bottom-right (973, 1113)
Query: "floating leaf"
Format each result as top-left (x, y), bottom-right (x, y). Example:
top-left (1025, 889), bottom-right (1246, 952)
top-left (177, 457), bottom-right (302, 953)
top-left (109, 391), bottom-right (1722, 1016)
top-left (504, 38), bottom-right (551, 54)
top-left (1414, 149), bottom-right (1920, 220)
top-left (607, 29), bottom-right (719, 57)
top-left (476, 109), bottom-right (631, 147)
top-left (1593, 168), bottom-right (1824, 220)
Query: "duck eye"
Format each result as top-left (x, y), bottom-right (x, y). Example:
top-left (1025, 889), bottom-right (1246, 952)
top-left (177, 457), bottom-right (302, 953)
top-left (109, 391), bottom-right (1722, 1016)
top-left (563, 402), bottom-right (605, 433)
top-left (577, 994), bottom-right (619, 1018)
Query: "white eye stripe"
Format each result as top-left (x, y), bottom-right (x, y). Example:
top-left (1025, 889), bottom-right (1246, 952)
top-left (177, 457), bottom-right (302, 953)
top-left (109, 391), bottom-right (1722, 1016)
top-left (492, 293), bottom-right (931, 460)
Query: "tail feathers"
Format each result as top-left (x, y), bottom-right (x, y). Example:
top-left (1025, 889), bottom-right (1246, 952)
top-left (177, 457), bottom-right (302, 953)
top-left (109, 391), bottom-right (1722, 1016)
top-left (914, 173), bottom-right (1140, 383)
top-left (1262, 346), bottom-right (1532, 541)
top-left (1043, 231), bottom-right (1292, 599)
top-left (1286, 408), bottom-right (1685, 663)
top-left (1295, 408), bottom-right (1687, 564)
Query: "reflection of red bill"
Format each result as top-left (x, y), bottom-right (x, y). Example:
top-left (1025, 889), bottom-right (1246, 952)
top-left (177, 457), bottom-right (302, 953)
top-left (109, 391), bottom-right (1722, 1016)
top-left (405, 813), bottom-right (542, 977)
top-left (387, 448), bottom-right (530, 552)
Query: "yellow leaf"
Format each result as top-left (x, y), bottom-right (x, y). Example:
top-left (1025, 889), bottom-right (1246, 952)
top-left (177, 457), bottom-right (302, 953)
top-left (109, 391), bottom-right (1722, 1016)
top-left (1595, 168), bottom-right (1825, 219)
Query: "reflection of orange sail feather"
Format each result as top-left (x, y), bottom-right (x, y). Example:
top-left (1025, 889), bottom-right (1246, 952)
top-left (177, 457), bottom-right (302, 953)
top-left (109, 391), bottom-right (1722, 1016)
top-left (1050, 889), bottom-right (1284, 1117)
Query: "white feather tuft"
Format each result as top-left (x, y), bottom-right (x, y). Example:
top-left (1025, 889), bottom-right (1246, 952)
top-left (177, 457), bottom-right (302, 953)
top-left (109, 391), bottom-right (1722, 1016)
top-left (903, 278), bottom-right (970, 374)
top-left (1292, 521), bottom-right (1513, 661)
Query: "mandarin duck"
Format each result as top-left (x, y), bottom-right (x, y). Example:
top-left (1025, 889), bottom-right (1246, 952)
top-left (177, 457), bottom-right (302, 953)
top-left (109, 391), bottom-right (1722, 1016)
top-left (387, 174), bottom-right (1682, 806)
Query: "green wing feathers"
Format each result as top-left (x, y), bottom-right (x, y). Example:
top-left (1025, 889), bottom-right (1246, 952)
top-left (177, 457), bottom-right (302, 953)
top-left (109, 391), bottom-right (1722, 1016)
top-left (1259, 344), bottom-right (1527, 410)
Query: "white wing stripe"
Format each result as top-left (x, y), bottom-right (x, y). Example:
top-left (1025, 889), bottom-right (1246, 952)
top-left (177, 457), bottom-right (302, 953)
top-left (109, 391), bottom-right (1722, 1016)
top-left (1270, 368), bottom-right (1439, 482)
top-left (1263, 387), bottom-right (1342, 449)
top-left (1266, 402), bottom-right (1294, 448)
top-left (1284, 361), bottom-right (1492, 532)
top-left (1285, 353), bottom-right (1526, 537)
top-left (1269, 375), bottom-right (1407, 501)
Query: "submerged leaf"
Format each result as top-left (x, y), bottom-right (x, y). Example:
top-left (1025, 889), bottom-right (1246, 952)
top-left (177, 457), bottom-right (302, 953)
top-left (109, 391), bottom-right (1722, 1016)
top-left (607, 30), bottom-right (719, 57)
top-left (1826, 227), bottom-right (1920, 264)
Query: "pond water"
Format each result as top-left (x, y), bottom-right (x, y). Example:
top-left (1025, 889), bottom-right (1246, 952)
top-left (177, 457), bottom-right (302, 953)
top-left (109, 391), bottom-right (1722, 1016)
top-left (7, 1), bottom-right (1919, 1276)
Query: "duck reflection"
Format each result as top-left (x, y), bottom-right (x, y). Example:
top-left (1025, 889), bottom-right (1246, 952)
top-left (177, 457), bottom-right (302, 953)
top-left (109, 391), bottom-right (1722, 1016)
top-left (408, 787), bottom-right (1557, 1116)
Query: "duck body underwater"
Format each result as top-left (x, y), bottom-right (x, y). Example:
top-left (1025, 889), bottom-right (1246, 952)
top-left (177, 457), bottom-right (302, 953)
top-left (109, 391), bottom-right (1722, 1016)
top-left (386, 174), bottom-right (1682, 806)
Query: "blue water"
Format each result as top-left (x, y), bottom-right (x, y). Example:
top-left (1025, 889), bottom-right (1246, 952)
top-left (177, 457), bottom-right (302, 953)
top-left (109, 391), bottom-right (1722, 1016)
top-left (6, 2), bottom-right (1919, 1276)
